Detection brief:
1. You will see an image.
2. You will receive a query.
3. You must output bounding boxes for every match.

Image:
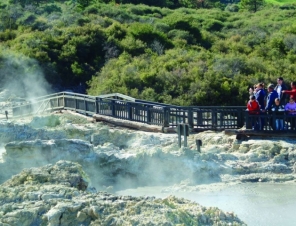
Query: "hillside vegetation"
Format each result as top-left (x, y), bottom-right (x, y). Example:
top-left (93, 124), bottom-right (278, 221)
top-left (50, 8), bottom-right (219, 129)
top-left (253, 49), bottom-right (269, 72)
top-left (266, 0), bottom-right (296, 4)
top-left (0, 1), bottom-right (296, 105)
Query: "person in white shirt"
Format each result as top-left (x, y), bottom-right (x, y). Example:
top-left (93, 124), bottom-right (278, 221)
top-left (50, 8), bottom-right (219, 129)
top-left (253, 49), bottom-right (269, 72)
top-left (275, 77), bottom-right (288, 105)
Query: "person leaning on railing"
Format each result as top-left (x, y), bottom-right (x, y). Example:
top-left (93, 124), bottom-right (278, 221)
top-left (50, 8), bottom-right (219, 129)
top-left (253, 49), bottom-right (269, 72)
top-left (254, 83), bottom-right (266, 110)
top-left (252, 83), bottom-right (266, 130)
top-left (271, 98), bottom-right (285, 130)
top-left (262, 84), bottom-right (278, 130)
top-left (282, 81), bottom-right (296, 101)
top-left (275, 77), bottom-right (288, 105)
top-left (285, 97), bottom-right (296, 130)
top-left (247, 95), bottom-right (261, 130)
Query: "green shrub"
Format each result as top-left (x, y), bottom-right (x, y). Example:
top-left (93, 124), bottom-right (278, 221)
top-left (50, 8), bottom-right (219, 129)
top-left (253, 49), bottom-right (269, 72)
top-left (84, 5), bottom-right (99, 14)
top-left (42, 4), bottom-right (62, 14)
top-left (106, 22), bottom-right (127, 40)
top-left (154, 22), bottom-right (170, 33)
top-left (283, 34), bottom-right (296, 53)
top-left (129, 22), bottom-right (172, 48)
top-left (163, 13), bottom-right (202, 41)
top-left (77, 17), bottom-right (91, 26)
top-left (32, 17), bottom-right (50, 31)
top-left (202, 19), bottom-right (224, 31)
top-left (120, 36), bottom-right (147, 55)
top-left (0, 30), bottom-right (16, 41)
top-left (225, 4), bottom-right (240, 12)
top-left (167, 29), bottom-right (193, 44)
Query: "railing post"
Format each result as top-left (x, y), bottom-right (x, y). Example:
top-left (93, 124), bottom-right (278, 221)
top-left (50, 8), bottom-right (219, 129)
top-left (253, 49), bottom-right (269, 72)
top-left (245, 111), bottom-right (251, 129)
top-left (272, 111), bottom-right (276, 130)
top-left (147, 105), bottom-right (151, 124)
top-left (197, 110), bottom-right (202, 126)
top-left (63, 92), bottom-right (65, 108)
top-left (98, 98), bottom-right (102, 114)
top-left (163, 107), bottom-right (170, 127)
top-left (211, 108), bottom-right (217, 130)
top-left (111, 100), bottom-right (116, 117)
top-left (84, 96), bottom-right (87, 115)
top-left (237, 108), bottom-right (244, 128)
top-left (188, 108), bottom-right (194, 129)
top-left (183, 124), bottom-right (188, 147)
top-left (75, 95), bottom-right (77, 111)
top-left (127, 102), bottom-right (132, 120)
top-left (94, 97), bottom-right (98, 114)
top-left (177, 124), bottom-right (182, 148)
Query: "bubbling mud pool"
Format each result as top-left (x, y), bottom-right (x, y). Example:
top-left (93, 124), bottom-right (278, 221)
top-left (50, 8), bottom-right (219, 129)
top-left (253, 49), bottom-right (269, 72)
top-left (116, 183), bottom-right (296, 226)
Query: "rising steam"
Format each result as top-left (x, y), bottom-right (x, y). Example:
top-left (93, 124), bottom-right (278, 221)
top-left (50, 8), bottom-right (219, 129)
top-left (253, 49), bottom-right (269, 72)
top-left (0, 51), bottom-right (52, 100)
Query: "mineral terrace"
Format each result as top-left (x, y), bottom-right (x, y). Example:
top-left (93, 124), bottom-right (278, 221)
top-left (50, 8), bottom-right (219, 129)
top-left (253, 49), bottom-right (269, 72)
top-left (0, 106), bottom-right (296, 225)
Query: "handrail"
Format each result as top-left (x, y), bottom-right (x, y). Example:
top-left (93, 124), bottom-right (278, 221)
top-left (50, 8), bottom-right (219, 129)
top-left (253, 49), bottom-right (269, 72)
top-left (12, 92), bottom-right (296, 132)
top-left (10, 91), bottom-right (246, 131)
top-left (98, 93), bottom-right (136, 102)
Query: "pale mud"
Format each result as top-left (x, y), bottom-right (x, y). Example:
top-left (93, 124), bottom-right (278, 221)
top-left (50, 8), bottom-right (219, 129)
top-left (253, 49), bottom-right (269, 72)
top-left (0, 89), bottom-right (296, 225)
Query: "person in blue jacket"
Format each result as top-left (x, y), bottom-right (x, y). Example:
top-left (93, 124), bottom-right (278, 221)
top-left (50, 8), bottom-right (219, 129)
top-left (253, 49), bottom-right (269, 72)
top-left (265, 84), bottom-right (278, 112)
top-left (264, 84), bottom-right (278, 129)
top-left (253, 83), bottom-right (266, 130)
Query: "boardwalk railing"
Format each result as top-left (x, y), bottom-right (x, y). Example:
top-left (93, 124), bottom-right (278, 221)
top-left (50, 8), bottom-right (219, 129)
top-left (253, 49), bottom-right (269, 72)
top-left (12, 92), bottom-right (296, 132)
top-left (11, 92), bottom-right (246, 131)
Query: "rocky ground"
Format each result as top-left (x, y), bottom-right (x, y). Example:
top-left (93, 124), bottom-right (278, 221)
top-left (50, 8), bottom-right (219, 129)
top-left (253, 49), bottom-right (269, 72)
top-left (0, 160), bottom-right (244, 225)
top-left (0, 105), bottom-right (296, 225)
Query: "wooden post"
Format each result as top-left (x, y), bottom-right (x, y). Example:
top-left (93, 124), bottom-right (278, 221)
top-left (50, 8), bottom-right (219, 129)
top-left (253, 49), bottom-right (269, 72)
top-left (197, 110), bottom-right (202, 126)
top-left (245, 111), bottom-right (251, 129)
top-left (177, 123), bottom-right (189, 148)
top-left (147, 105), bottom-right (151, 124)
top-left (196, 139), bottom-right (202, 152)
top-left (183, 124), bottom-right (188, 147)
top-left (75, 96), bottom-right (77, 112)
top-left (272, 111), bottom-right (276, 130)
top-left (94, 97), bottom-right (98, 114)
top-left (163, 107), bottom-right (170, 127)
top-left (237, 108), bottom-right (244, 128)
top-left (84, 96), bottom-right (87, 115)
top-left (212, 108), bottom-right (217, 130)
top-left (188, 108), bottom-right (194, 129)
top-left (111, 100), bottom-right (116, 117)
top-left (177, 124), bottom-right (182, 148)
top-left (127, 102), bottom-right (132, 120)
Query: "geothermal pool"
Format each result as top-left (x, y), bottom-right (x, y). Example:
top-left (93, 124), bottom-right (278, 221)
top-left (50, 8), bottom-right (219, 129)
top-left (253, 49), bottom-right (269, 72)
top-left (116, 183), bottom-right (296, 226)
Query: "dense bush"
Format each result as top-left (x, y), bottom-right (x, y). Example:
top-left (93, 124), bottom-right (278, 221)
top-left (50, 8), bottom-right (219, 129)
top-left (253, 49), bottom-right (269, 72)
top-left (1, 1), bottom-right (296, 106)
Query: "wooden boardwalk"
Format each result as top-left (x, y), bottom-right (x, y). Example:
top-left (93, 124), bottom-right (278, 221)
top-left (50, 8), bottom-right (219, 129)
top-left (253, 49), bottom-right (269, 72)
top-left (10, 92), bottom-right (296, 135)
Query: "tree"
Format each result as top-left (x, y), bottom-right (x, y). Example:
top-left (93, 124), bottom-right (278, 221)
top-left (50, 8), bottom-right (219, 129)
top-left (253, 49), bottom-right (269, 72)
top-left (240, 0), bottom-right (264, 12)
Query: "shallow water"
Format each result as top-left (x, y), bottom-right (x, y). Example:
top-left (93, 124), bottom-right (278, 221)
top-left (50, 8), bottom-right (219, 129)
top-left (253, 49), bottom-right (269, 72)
top-left (116, 183), bottom-right (296, 226)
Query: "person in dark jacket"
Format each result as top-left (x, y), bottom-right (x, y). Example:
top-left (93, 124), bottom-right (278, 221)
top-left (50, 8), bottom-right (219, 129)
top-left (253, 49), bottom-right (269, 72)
top-left (271, 98), bottom-right (285, 130)
top-left (264, 84), bottom-right (278, 130)
top-left (252, 83), bottom-right (266, 130)
top-left (254, 83), bottom-right (266, 110)
top-left (265, 84), bottom-right (278, 112)
top-left (275, 77), bottom-right (288, 105)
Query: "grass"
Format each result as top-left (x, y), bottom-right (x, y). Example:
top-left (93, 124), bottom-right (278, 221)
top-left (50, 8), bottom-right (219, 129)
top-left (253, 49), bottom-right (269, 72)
top-left (266, 0), bottom-right (296, 5)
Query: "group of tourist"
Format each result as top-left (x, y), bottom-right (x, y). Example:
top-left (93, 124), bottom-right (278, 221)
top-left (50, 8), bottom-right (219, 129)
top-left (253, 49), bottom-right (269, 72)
top-left (247, 77), bottom-right (296, 130)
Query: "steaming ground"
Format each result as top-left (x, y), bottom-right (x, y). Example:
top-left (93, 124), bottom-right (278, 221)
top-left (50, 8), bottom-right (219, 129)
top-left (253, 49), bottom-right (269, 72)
top-left (1, 96), bottom-right (296, 224)
top-left (1, 109), bottom-right (296, 191)
top-left (0, 110), bottom-right (250, 225)
top-left (0, 54), bottom-right (52, 100)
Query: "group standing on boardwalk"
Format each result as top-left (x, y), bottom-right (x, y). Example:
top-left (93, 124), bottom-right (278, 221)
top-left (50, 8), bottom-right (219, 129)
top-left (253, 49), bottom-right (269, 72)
top-left (247, 77), bottom-right (296, 131)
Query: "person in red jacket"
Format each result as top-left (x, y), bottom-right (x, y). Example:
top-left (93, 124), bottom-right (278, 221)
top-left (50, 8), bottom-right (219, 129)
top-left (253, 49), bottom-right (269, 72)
top-left (282, 81), bottom-right (296, 100)
top-left (247, 95), bottom-right (260, 114)
top-left (247, 95), bottom-right (261, 130)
